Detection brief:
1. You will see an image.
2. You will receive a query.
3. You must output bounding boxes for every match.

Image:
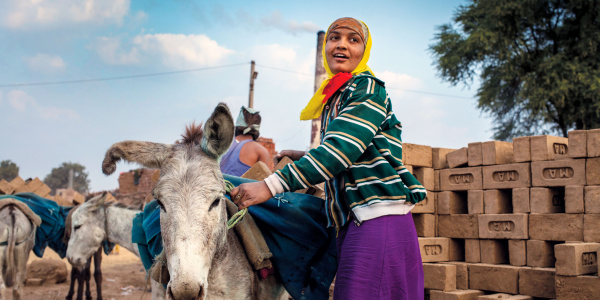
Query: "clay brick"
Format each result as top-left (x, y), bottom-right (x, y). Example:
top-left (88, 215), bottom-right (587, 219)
top-left (508, 240), bottom-right (527, 266)
top-left (467, 190), bottom-right (484, 214)
top-left (413, 167), bottom-right (435, 191)
top-left (513, 136), bottom-right (531, 163)
top-left (584, 186), bottom-right (600, 213)
top-left (9, 176), bottom-right (25, 190)
top-left (530, 135), bottom-right (569, 161)
top-left (25, 278), bottom-right (44, 286)
top-left (467, 142), bottom-right (483, 167)
top-left (423, 263), bottom-right (456, 291)
top-left (414, 214), bottom-right (436, 237)
top-left (419, 237), bottom-right (450, 262)
top-left (482, 141), bottom-right (514, 166)
top-left (530, 187), bottom-right (565, 214)
top-left (241, 161), bottom-right (272, 181)
top-left (511, 188), bottom-right (530, 213)
top-left (587, 128), bottom-right (600, 157)
top-left (518, 267), bottom-right (556, 299)
top-left (482, 163), bottom-right (531, 190)
top-left (565, 185), bottom-right (585, 214)
top-left (526, 240), bottom-right (557, 267)
top-left (413, 191), bottom-right (436, 214)
top-left (531, 159), bottom-right (586, 187)
top-left (430, 290), bottom-right (483, 300)
top-left (483, 190), bottom-right (512, 214)
top-left (583, 214), bottom-right (600, 242)
top-left (529, 213), bottom-right (583, 241)
top-left (433, 147), bottom-right (457, 170)
top-left (405, 165), bottom-right (413, 174)
top-left (555, 242), bottom-right (600, 276)
top-left (587, 157), bottom-right (600, 185)
top-left (444, 262), bottom-right (470, 290)
top-left (447, 147), bottom-right (468, 168)
top-left (440, 167), bottom-right (483, 191)
top-left (480, 239), bottom-right (508, 264)
top-left (403, 143), bottom-right (433, 168)
top-left (478, 214), bottom-right (529, 239)
top-left (438, 191), bottom-right (468, 215)
top-left (434, 170), bottom-right (441, 191)
top-left (568, 130), bottom-right (587, 158)
top-left (273, 156), bottom-right (294, 171)
top-left (33, 184), bottom-right (51, 197)
top-left (465, 239), bottom-right (481, 263)
top-left (449, 239), bottom-right (465, 261)
top-left (468, 264), bottom-right (520, 294)
top-left (555, 275), bottom-right (600, 299)
top-left (14, 177), bottom-right (44, 194)
top-left (438, 215), bottom-right (479, 239)
top-left (477, 294), bottom-right (531, 300)
top-left (0, 179), bottom-right (14, 194)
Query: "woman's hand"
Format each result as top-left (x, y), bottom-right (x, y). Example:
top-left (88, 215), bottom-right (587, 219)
top-left (230, 181), bottom-right (272, 209)
top-left (273, 149), bottom-right (306, 165)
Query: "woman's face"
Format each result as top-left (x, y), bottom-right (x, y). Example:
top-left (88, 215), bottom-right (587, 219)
top-left (325, 28), bottom-right (365, 74)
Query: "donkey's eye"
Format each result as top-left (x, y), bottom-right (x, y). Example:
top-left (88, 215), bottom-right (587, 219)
top-left (209, 198), bottom-right (221, 211)
top-left (156, 199), bottom-right (166, 212)
top-left (74, 225), bottom-right (81, 231)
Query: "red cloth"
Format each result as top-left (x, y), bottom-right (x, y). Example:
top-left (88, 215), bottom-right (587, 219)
top-left (322, 72), bottom-right (352, 104)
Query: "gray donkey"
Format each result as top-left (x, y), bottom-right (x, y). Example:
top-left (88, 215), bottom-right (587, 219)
top-left (101, 103), bottom-right (286, 300)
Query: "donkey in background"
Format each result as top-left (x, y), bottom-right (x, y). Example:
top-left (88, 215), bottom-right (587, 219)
top-left (0, 202), bottom-right (40, 300)
top-left (66, 193), bottom-right (166, 300)
top-left (101, 103), bottom-right (286, 300)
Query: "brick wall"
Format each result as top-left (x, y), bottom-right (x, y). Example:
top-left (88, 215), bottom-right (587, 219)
top-left (118, 168), bottom-right (156, 195)
top-left (257, 137), bottom-right (277, 170)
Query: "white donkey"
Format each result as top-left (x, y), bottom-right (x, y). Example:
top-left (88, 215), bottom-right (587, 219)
top-left (101, 103), bottom-right (286, 300)
top-left (65, 193), bottom-right (166, 300)
top-left (0, 201), bottom-right (40, 300)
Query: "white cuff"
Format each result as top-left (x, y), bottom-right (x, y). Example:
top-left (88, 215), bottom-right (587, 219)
top-left (264, 174), bottom-right (285, 196)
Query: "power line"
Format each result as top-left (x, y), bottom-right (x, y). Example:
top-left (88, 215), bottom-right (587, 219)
top-left (385, 87), bottom-right (473, 99)
top-left (0, 63), bottom-right (249, 88)
top-left (254, 64), bottom-right (313, 77)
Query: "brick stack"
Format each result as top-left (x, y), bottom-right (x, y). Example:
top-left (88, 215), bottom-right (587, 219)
top-left (0, 176), bottom-right (76, 206)
top-left (404, 128), bottom-right (600, 299)
top-left (256, 137), bottom-right (278, 171)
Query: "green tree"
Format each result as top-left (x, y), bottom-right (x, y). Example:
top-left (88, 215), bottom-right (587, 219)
top-left (0, 160), bottom-right (19, 181)
top-left (44, 162), bottom-right (90, 194)
top-left (430, 0), bottom-right (600, 140)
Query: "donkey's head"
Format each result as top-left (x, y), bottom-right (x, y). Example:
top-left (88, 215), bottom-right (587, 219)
top-left (66, 194), bottom-right (107, 268)
top-left (101, 103), bottom-right (234, 300)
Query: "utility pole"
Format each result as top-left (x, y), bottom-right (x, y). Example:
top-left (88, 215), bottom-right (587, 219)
top-left (248, 60), bottom-right (258, 108)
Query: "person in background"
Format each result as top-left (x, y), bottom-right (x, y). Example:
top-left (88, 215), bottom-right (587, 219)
top-left (220, 106), bottom-right (270, 176)
top-left (231, 17), bottom-right (426, 299)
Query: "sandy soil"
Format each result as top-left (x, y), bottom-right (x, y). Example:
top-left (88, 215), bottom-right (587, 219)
top-left (7, 247), bottom-right (153, 300)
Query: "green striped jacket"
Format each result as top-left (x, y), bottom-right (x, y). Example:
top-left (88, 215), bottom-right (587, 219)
top-left (273, 73), bottom-right (426, 229)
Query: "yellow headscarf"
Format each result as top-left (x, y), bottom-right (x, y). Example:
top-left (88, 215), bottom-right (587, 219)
top-left (300, 18), bottom-right (374, 120)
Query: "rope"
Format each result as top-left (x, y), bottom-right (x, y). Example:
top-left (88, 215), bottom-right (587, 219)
top-left (224, 179), bottom-right (248, 230)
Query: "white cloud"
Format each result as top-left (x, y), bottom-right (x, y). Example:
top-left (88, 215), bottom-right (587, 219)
top-left (260, 11), bottom-right (320, 35)
top-left (249, 44), bottom-right (314, 87)
top-left (94, 34), bottom-right (233, 68)
top-left (7, 90), bottom-right (79, 120)
top-left (23, 54), bottom-right (66, 73)
top-left (376, 70), bottom-right (423, 98)
top-left (2, 0), bottom-right (130, 29)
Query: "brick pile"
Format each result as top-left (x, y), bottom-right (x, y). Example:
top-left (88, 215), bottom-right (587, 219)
top-left (405, 129), bottom-right (600, 299)
top-left (256, 137), bottom-right (278, 171)
top-left (0, 176), bottom-right (77, 206)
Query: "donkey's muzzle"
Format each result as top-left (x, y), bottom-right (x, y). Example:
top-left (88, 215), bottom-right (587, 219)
top-left (167, 281), bottom-right (204, 300)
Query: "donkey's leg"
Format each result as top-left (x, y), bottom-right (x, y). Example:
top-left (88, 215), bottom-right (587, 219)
top-left (11, 243), bottom-right (29, 300)
top-left (84, 259), bottom-right (92, 300)
top-left (76, 266), bottom-right (85, 300)
top-left (0, 245), bottom-right (6, 300)
top-left (93, 248), bottom-right (103, 300)
top-left (151, 280), bottom-right (166, 300)
top-left (65, 267), bottom-right (78, 300)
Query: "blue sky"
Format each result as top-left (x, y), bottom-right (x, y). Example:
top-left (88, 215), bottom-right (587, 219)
top-left (0, 0), bottom-right (492, 192)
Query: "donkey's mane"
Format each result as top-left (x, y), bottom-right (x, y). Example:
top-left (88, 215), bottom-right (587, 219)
top-left (181, 122), bottom-right (204, 145)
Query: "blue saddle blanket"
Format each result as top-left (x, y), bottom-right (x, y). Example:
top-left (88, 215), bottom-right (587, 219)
top-left (0, 193), bottom-right (114, 258)
top-left (132, 174), bottom-right (337, 300)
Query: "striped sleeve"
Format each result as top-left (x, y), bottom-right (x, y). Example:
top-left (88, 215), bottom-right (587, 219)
top-left (275, 76), bottom-right (388, 192)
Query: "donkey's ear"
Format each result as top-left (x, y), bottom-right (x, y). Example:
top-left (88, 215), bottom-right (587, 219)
top-left (201, 103), bottom-right (234, 159)
top-left (87, 192), bottom-right (108, 211)
top-left (102, 141), bottom-right (173, 175)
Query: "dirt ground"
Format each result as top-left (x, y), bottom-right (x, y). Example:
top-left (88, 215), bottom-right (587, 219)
top-left (8, 247), bottom-right (153, 300)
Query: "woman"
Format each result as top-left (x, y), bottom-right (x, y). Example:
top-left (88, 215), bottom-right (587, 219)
top-left (231, 17), bottom-right (425, 299)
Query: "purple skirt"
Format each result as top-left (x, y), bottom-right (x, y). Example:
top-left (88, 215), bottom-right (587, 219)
top-left (333, 213), bottom-right (424, 300)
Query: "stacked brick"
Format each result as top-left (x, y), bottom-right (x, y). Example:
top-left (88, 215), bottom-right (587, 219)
top-left (0, 176), bottom-right (77, 206)
top-left (256, 137), bottom-right (278, 171)
top-left (404, 128), bottom-right (600, 300)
